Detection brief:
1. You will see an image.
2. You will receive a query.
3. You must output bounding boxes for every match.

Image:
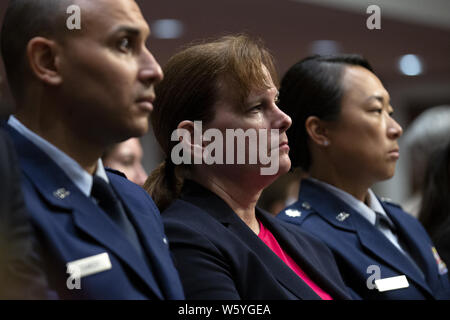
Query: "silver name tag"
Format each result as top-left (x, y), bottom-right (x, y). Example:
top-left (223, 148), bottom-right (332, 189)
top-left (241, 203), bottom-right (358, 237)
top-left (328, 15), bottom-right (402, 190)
top-left (67, 252), bottom-right (112, 278)
top-left (375, 275), bottom-right (409, 292)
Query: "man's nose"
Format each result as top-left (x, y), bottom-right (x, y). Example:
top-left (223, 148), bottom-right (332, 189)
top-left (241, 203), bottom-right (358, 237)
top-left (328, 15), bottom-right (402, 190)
top-left (387, 116), bottom-right (403, 140)
top-left (138, 48), bottom-right (164, 86)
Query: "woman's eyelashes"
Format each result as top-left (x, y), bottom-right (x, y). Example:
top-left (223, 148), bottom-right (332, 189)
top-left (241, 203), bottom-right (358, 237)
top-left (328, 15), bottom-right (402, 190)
top-left (248, 96), bottom-right (279, 113)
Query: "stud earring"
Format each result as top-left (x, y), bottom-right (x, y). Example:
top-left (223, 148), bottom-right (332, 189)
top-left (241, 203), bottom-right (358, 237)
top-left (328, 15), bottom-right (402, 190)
top-left (323, 140), bottom-right (330, 146)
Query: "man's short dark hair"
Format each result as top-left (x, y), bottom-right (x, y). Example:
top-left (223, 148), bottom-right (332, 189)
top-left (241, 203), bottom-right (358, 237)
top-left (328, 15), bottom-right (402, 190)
top-left (278, 54), bottom-right (374, 171)
top-left (1, 0), bottom-right (70, 99)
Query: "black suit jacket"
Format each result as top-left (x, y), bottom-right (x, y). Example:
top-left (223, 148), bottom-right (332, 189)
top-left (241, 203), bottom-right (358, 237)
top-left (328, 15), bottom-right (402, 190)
top-left (0, 128), bottom-right (52, 299)
top-left (162, 180), bottom-right (352, 300)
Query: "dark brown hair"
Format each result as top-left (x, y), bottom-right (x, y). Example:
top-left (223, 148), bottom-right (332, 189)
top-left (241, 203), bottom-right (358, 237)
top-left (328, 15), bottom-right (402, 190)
top-left (144, 34), bottom-right (278, 211)
top-left (279, 54), bottom-right (373, 171)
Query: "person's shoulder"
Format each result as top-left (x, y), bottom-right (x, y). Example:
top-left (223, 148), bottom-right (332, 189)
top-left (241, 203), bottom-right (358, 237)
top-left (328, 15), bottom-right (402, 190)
top-left (105, 167), bottom-right (161, 213)
top-left (380, 197), bottom-right (404, 210)
top-left (380, 197), bottom-right (419, 222)
top-left (162, 198), bottom-right (233, 241)
top-left (105, 167), bottom-right (145, 194)
top-left (162, 198), bottom-right (216, 224)
top-left (162, 199), bottom-right (229, 251)
top-left (277, 200), bottom-right (316, 226)
top-left (104, 167), bottom-right (127, 179)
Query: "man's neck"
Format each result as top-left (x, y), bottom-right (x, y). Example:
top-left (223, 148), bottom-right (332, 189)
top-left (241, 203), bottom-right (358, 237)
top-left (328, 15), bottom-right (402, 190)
top-left (15, 112), bottom-right (102, 175)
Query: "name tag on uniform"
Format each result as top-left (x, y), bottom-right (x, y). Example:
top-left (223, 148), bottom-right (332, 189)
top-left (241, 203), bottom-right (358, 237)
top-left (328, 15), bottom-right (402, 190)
top-left (66, 252), bottom-right (112, 278)
top-left (375, 275), bottom-right (409, 292)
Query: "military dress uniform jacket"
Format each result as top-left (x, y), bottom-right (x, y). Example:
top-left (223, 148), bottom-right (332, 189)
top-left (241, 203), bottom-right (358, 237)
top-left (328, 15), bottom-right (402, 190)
top-left (5, 125), bottom-right (185, 299)
top-left (278, 179), bottom-right (450, 300)
top-left (162, 180), bottom-right (352, 300)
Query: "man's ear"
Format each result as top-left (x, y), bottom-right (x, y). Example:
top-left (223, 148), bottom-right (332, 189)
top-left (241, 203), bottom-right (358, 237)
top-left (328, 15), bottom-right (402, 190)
top-left (26, 37), bottom-right (62, 86)
top-left (305, 115), bottom-right (331, 147)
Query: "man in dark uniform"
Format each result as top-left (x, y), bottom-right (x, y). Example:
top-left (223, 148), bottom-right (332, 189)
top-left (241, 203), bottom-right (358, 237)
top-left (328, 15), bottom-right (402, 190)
top-left (1, 0), bottom-right (184, 299)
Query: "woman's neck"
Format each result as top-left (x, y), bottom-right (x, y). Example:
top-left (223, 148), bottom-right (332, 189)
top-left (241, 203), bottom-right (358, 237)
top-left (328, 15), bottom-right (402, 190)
top-left (308, 166), bottom-right (370, 202)
top-left (191, 171), bottom-right (261, 234)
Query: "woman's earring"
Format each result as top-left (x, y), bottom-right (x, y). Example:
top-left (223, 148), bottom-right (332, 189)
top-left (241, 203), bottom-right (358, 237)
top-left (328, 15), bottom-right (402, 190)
top-left (323, 140), bottom-right (330, 146)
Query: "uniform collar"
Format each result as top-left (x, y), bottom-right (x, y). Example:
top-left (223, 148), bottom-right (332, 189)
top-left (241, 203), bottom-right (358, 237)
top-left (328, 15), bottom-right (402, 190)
top-left (8, 115), bottom-right (108, 196)
top-left (306, 177), bottom-right (387, 226)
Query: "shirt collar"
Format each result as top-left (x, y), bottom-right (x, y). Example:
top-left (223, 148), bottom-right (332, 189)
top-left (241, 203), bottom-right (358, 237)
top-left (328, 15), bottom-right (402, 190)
top-left (8, 115), bottom-right (109, 197)
top-left (306, 177), bottom-right (387, 225)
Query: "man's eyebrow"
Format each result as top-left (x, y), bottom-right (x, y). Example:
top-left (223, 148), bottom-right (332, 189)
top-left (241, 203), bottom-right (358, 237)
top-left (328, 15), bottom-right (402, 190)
top-left (111, 25), bottom-right (149, 37)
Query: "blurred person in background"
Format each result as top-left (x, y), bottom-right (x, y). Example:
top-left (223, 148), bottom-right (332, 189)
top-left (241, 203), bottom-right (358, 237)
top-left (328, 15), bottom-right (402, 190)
top-left (402, 105), bottom-right (450, 217)
top-left (144, 35), bottom-right (351, 300)
top-left (277, 54), bottom-right (450, 299)
top-left (102, 137), bottom-right (148, 186)
top-left (418, 140), bottom-right (450, 271)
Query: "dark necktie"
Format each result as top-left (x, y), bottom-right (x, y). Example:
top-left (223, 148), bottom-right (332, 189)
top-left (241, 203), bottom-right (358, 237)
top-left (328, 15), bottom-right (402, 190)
top-left (375, 211), bottom-right (397, 232)
top-left (91, 176), bottom-right (144, 259)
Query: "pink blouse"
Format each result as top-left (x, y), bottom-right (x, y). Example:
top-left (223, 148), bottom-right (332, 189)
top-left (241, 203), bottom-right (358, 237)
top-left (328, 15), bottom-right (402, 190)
top-left (258, 221), bottom-right (333, 300)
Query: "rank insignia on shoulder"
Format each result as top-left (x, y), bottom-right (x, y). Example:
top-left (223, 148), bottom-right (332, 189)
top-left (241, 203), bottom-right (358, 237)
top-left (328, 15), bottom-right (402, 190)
top-left (285, 209), bottom-right (302, 218)
top-left (431, 246), bottom-right (448, 275)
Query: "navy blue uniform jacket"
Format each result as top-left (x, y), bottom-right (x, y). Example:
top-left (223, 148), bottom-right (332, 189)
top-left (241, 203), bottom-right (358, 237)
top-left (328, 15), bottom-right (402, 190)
top-left (162, 180), bottom-right (352, 300)
top-left (5, 125), bottom-right (184, 299)
top-left (278, 179), bottom-right (450, 300)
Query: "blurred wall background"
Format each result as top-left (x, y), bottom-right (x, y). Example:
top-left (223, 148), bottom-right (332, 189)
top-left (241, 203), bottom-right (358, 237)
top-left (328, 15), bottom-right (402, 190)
top-left (1, 0), bottom-right (449, 208)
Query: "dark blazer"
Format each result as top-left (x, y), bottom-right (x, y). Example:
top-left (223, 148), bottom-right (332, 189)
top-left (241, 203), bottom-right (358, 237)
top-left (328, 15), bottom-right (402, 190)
top-left (0, 129), bottom-right (53, 299)
top-left (5, 125), bottom-right (184, 299)
top-left (162, 180), bottom-right (352, 300)
top-left (278, 179), bottom-right (450, 300)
